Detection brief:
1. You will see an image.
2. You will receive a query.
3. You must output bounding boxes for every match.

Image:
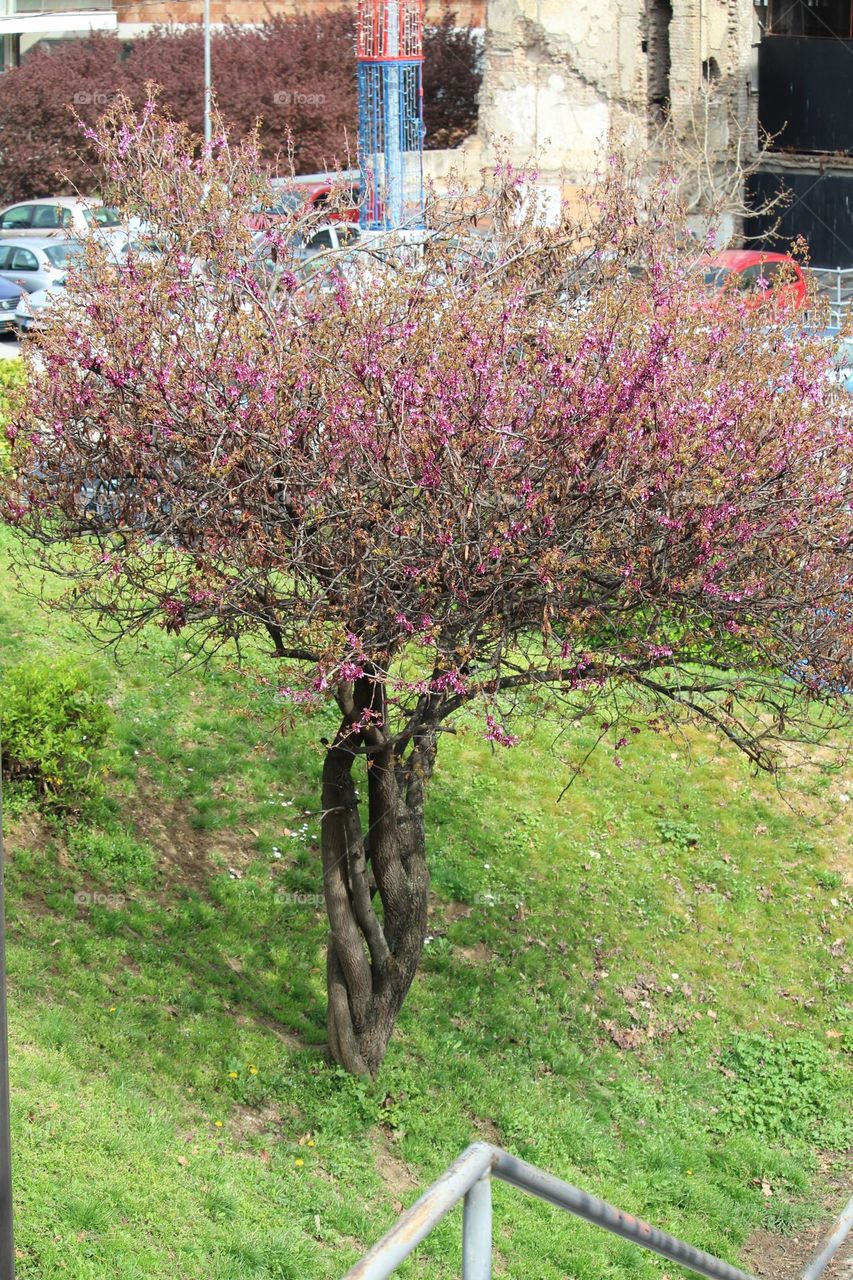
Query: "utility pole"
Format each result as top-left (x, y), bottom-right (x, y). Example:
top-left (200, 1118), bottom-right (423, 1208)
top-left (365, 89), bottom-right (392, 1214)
top-left (203, 0), bottom-right (212, 146)
top-left (0, 758), bottom-right (15, 1279)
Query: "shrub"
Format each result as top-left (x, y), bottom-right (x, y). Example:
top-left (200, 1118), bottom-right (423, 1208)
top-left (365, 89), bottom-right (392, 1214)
top-left (0, 13), bottom-right (481, 200)
top-left (0, 363), bottom-right (25, 478)
top-left (0, 659), bottom-right (110, 812)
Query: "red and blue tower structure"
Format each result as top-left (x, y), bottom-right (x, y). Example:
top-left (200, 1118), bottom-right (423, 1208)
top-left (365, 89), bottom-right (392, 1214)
top-left (357, 0), bottom-right (425, 230)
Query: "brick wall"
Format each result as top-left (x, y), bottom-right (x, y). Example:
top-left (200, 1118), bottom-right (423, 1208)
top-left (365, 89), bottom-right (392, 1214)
top-left (114, 0), bottom-right (486, 29)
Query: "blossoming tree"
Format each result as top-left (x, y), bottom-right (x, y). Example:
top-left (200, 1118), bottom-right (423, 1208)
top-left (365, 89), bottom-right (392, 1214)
top-left (4, 105), bottom-right (852, 1075)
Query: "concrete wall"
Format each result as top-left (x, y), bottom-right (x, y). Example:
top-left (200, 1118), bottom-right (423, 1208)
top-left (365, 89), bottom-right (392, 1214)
top-left (467, 0), bottom-right (758, 189)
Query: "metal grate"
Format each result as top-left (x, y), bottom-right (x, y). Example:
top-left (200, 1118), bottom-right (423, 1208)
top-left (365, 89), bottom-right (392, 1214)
top-left (357, 60), bottom-right (423, 230)
top-left (357, 0), bottom-right (424, 231)
top-left (357, 0), bottom-right (423, 60)
top-left (803, 265), bottom-right (853, 326)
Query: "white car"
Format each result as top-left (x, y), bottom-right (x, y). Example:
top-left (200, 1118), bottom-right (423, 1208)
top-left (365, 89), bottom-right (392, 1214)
top-left (0, 197), bottom-right (124, 243)
top-left (14, 281), bottom-right (66, 332)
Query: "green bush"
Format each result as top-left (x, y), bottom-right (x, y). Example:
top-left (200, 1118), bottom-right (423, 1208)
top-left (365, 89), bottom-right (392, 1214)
top-left (0, 659), bottom-right (110, 812)
top-left (0, 361), bottom-right (25, 477)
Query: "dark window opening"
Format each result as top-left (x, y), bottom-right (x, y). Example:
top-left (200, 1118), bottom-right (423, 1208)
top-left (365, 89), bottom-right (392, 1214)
top-left (767, 0), bottom-right (852, 37)
top-left (702, 56), bottom-right (721, 81)
top-left (645, 0), bottom-right (673, 115)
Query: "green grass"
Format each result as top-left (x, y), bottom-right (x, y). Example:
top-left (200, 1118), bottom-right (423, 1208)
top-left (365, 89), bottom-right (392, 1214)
top-left (0, 524), bottom-right (851, 1279)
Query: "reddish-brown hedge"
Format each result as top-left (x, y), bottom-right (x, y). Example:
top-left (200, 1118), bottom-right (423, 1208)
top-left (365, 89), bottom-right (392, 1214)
top-left (0, 13), bottom-right (481, 201)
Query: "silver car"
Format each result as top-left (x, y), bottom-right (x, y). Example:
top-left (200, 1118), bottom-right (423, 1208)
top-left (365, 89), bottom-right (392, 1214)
top-left (14, 282), bottom-right (66, 333)
top-left (0, 237), bottom-right (83, 293)
top-left (0, 197), bottom-right (122, 240)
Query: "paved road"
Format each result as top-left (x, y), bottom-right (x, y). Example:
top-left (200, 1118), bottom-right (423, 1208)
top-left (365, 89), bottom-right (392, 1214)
top-left (0, 335), bottom-right (22, 359)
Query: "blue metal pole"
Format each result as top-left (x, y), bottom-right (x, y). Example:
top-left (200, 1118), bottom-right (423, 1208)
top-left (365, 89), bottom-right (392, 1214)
top-left (357, 0), bottom-right (423, 230)
top-left (383, 0), bottom-right (403, 228)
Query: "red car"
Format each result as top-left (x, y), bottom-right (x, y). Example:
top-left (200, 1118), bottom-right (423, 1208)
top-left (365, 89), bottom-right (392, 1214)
top-left (699, 250), bottom-right (808, 311)
top-left (248, 170), bottom-right (360, 233)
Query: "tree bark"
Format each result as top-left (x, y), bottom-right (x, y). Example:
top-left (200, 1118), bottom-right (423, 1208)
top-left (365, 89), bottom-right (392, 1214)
top-left (321, 677), bottom-right (433, 1076)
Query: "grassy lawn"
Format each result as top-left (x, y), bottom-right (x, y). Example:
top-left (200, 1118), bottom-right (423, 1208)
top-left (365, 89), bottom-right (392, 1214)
top-left (0, 524), bottom-right (850, 1279)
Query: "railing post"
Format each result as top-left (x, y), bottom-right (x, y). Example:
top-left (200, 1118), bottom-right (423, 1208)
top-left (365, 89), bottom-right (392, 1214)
top-left (799, 1193), bottom-right (853, 1280)
top-left (462, 1174), bottom-right (492, 1280)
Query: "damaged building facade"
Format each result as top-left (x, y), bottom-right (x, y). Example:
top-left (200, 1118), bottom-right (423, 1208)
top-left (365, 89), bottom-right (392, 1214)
top-left (469, 0), bottom-right (853, 265)
top-left (471, 0), bottom-right (759, 188)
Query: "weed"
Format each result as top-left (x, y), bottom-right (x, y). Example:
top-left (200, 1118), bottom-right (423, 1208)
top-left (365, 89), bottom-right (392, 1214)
top-left (717, 1033), bottom-right (853, 1146)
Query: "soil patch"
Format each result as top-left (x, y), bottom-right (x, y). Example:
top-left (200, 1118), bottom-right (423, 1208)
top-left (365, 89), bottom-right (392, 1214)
top-left (742, 1161), bottom-right (853, 1279)
top-left (370, 1128), bottom-right (418, 1211)
top-left (130, 770), bottom-right (257, 893)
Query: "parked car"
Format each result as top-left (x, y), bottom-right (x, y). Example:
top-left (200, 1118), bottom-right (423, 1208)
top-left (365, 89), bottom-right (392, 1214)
top-left (0, 276), bottom-right (25, 335)
top-left (249, 171), bottom-right (360, 232)
top-left (15, 281), bottom-right (67, 333)
top-left (0, 197), bottom-right (123, 241)
top-left (0, 237), bottom-right (83, 293)
top-left (250, 223), bottom-right (362, 277)
top-left (699, 250), bottom-right (808, 310)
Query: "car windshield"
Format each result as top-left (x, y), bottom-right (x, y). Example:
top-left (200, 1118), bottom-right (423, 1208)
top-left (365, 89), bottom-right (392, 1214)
top-left (93, 206), bottom-right (121, 227)
top-left (44, 241), bottom-right (84, 267)
top-left (271, 192), bottom-right (302, 216)
top-left (82, 206), bottom-right (121, 227)
top-left (703, 267), bottom-right (731, 289)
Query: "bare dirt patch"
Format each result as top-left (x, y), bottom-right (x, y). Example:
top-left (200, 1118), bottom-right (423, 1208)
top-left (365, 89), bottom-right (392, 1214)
top-left (742, 1158), bottom-right (853, 1279)
top-left (741, 1222), bottom-right (853, 1278)
top-left (4, 813), bottom-right (55, 861)
top-left (230, 1102), bottom-right (286, 1144)
top-left (468, 1112), bottom-right (501, 1146)
top-left (370, 1128), bottom-right (418, 1212)
top-left (443, 900), bottom-right (472, 923)
top-left (456, 942), bottom-right (493, 965)
top-left (129, 771), bottom-right (257, 893)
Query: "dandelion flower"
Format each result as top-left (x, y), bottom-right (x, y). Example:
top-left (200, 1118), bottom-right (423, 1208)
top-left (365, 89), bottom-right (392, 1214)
top-left (228, 1071), bottom-right (238, 1078)
top-left (295, 1158), bottom-right (304, 1167)
top-left (248, 1065), bottom-right (258, 1075)
top-left (214, 1120), bottom-right (223, 1128)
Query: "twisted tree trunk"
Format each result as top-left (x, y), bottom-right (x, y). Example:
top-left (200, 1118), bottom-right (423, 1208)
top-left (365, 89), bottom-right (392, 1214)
top-left (321, 675), bottom-right (435, 1076)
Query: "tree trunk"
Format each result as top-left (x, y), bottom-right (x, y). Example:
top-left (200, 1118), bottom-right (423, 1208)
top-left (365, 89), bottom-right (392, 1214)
top-left (321, 677), bottom-right (434, 1077)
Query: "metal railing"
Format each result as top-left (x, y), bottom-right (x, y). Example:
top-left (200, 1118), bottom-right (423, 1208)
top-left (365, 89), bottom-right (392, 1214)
top-left (804, 265), bottom-right (853, 327)
top-left (343, 1142), bottom-right (853, 1280)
